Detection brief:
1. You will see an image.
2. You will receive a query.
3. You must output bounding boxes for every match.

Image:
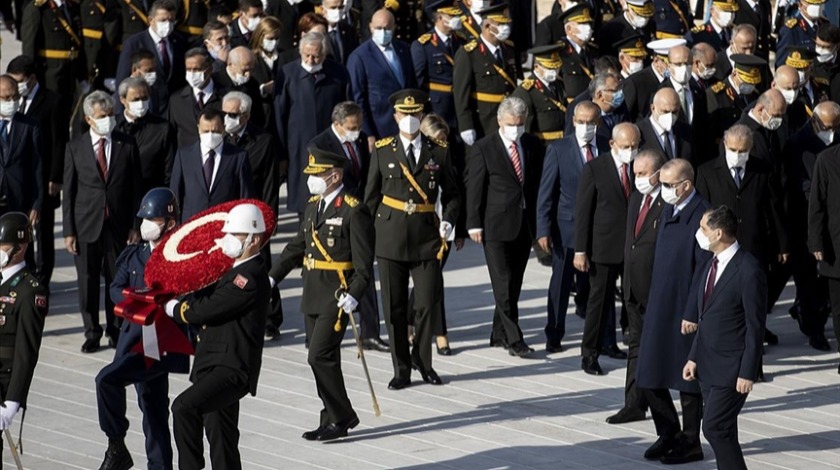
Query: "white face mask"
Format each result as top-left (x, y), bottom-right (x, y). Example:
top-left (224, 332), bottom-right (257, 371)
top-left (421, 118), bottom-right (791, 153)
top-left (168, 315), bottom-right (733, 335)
top-left (661, 184), bottom-right (680, 204)
top-left (230, 71), bottom-right (250, 86)
top-left (798, 70), bottom-right (807, 84)
top-left (627, 60), bottom-right (644, 75)
top-left (738, 83), bottom-right (756, 95)
top-left (614, 147), bottom-right (637, 164)
top-left (575, 123), bottom-right (596, 143)
top-left (0, 99), bottom-right (19, 118)
top-left (245, 17), bottom-right (261, 32)
top-left (541, 68), bottom-right (559, 83)
top-left (301, 61), bottom-right (323, 74)
top-left (762, 110), bottom-right (783, 131)
top-left (343, 129), bottom-right (360, 142)
top-left (817, 129), bottom-right (834, 146)
top-left (493, 24), bottom-right (511, 41)
top-left (656, 111), bottom-right (678, 131)
top-left (372, 29), bottom-right (393, 47)
top-left (777, 87), bottom-right (798, 105)
top-left (262, 38), bottom-right (277, 52)
top-left (200, 131), bottom-right (224, 149)
top-left (207, 43), bottom-right (231, 61)
top-left (154, 20), bottom-right (172, 38)
top-left (575, 24), bottom-right (592, 42)
top-left (325, 8), bottom-right (343, 23)
top-left (501, 124), bottom-right (525, 142)
top-left (695, 227), bottom-right (711, 251)
top-left (92, 116), bottom-right (116, 135)
top-left (127, 100), bottom-right (149, 118)
top-left (447, 16), bottom-right (462, 30)
top-left (634, 174), bottom-right (657, 195)
top-left (218, 233), bottom-right (251, 258)
top-left (805, 3), bottom-right (824, 19)
top-left (399, 115), bottom-right (421, 134)
top-left (0, 249), bottom-right (9, 269)
top-left (143, 72), bottom-right (157, 87)
top-left (307, 174), bottom-right (330, 195)
top-left (670, 64), bottom-right (689, 84)
top-left (224, 115), bottom-right (242, 134)
top-left (628, 11), bottom-right (649, 28)
top-left (716, 10), bottom-right (733, 27)
top-left (471, 0), bottom-right (491, 14)
top-left (698, 64), bottom-right (716, 79)
top-left (186, 71), bottom-right (206, 89)
top-left (140, 219), bottom-right (164, 241)
top-left (17, 80), bottom-right (29, 98)
top-left (816, 46), bottom-right (836, 62)
top-left (725, 148), bottom-right (749, 168)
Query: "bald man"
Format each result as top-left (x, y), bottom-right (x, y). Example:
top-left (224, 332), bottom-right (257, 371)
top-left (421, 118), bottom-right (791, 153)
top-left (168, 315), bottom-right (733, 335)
top-left (660, 46), bottom-right (700, 127)
top-left (774, 65), bottom-right (809, 131)
top-left (212, 46), bottom-right (266, 127)
top-left (737, 89), bottom-right (787, 168)
top-left (638, 88), bottom-right (694, 162)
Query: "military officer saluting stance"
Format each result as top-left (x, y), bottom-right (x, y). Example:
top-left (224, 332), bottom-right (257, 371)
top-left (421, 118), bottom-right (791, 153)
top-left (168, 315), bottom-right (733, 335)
top-left (365, 89), bottom-right (460, 390)
top-left (0, 213), bottom-right (49, 462)
top-left (271, 147), bottom-right (374, 442)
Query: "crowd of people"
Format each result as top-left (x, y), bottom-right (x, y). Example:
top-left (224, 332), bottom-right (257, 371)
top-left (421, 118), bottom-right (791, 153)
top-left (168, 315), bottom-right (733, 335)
top-left (0, 0), bottom-right (837, 468)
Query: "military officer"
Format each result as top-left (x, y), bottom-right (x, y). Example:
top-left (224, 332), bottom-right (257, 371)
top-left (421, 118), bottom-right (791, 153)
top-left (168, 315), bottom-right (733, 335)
top-left (80, 0), bottom-right (119, 89)
top-left (557, 4), bottom-right (599, 101)
top-left (616, 34), bottom-right (648, 79)
top-left (706, 53), bottom-right (764, 140)
top-left (0, 212), bottom-right (49, 462)
top-left (453, 3), bottom-right (522, 145)
top-left (176, 0), bottom-right (217, 47)
top-left (776, 0), bottom-right (829, 68)
top-left (512, 45), bottom-right (567, 144)
top-left (118, 0), bottom-right (150, 42)
top-left (597, 0), bottom-right (656, 58)
top-left (363, 0), bottom-right (424, 43)
top-left (784, 46), bottom-right (831, 114)
top-left (364, 89), bottom-right (460, 390)
top-left (652, 0), bottom-right (693, 39)
top-left (457, 0), bottom-right (484, 44)
top-left (271, 147), bottom-right (374, 442)
top-left (686, 0), bottom-right (739, 52)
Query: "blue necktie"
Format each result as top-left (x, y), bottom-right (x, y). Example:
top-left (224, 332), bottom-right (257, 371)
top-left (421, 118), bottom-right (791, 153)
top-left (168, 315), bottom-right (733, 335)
top-left (0, 120), bottom-right (8, 146)
top-left (384, 47), bottom-right (404, 86)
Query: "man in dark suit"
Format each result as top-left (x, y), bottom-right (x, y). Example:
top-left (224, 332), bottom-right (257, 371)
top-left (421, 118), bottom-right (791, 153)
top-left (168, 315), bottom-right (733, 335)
top-left (115, 0), bottom-right (186, 118)
top-left (659, 44), bottom-right (706, 131)
top-left (690, 42), bottom-right (721, 162)
top-left (774, 64), bottom-right (810, 133)
top-left (536, 101), bottom-right (608, 353)
top-left (169, 108), bottom-right (255, 223)
top-left (202, 20), bottom-right (232, 67)
top-left (361, 0), bottom-right (424, 43)
top-left (574, 122), bottom-right (640, 375)
top-left (275, 0), bottom-right (315, 51)
top-left (684, 205), bottom-right (767, 470)
top-left (638, 88), bottom-right (694, 162)
top-left (564, 72), bottom-right (629, 140)
top-left (166, 203), bottom-right (270, 470)
top-left (63, 91), bottom-right (142, 353)
top-left (212, 46), bottom-right (266, 128)
top-left (116, 77), bottom-right (176, 191)
top-left (348, 9), bottom-right (417, 146)
top-left (7, 56), bottom-right (67, 285)
top-left (609, 149), bottom-right (665, 425)
top-left (229, 0), bottom-right (264, 48)
top-left (322, 0), bottom-right (360, 65)
top-left (623, 39), bottom-right (677, 122)
top-left (466, 96), bottom-right (544, 357)
top-left (734, 0), bottom-right (772, 61)
top-left (169, 48), bottom-right (222, 149)
top-left (737, 89), bottom-right (787, 168)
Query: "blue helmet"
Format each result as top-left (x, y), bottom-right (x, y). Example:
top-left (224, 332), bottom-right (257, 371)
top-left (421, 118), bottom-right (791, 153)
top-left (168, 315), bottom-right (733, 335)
top-left (136, 188), bottom-right (180, 220)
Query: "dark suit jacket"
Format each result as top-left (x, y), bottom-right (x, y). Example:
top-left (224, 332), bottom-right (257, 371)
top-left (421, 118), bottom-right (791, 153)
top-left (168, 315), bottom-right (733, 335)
top-left (169, 142), bottom-right (255, 223)
top-left (623, 190), bottom-right (665, 305)
top-left (174, 256), bottom-right (270, 396)
top-left (168, 83), bottom-right (222, 149)
top-left (637, 116), bottom-right (693, 162)
top-left (62, 131), bottom-right (142, 242)
top-left (228, 124), bottom-right (279, 212)
top-left (115, 29), bottom-right (187, 116)
top-left (809, 145), bottom-right (840, 279)
top-left (688, 248), bottom-right (767, 386)
top-left (327, 21), bottom-right (359, 65)
top-left (465, 132), bottom-right (544, 242)
top-left (23, 86), bottom-right (66, 188)
top-left (575, 152), bottom-right (634, 264)
top-left (0, 113), bottom-right (44, 212)
top-left (308, 126), bottom-right (370, 199)
top-left (275, 0), bottom-right (314, 51)
top-left (115, 113), bottom-right (176, 189)
top-left (563, 89), bottom-right (630, 140)
top-left (212, 70), bottom-right (267, 128)
top-left (228, 18), bottom-right (252, 49)
top-left (784, 124), bottom-right (836, 244)
top-left (624, 67), bottom-right (662, 122)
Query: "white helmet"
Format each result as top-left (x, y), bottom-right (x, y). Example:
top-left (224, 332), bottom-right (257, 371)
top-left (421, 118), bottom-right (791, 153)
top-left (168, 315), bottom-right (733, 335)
top-left (222, 203), bottom-right (266, 234)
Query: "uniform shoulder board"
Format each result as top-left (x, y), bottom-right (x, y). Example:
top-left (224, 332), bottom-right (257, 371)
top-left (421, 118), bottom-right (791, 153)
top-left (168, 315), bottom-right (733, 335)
top-left (711, 81), bottom-right (726, 93)
top-left (503, 39), bottom-right (515, 47)
top-left (33, 0), bottom-right (47, 6)
top-left (815, 76), bottom-right (830, 85)
top-left (691, 24), bottom-right (704, 33)
top-left (344, 195), bottom-right (359, 207)
top-left (308, 195), bottom-right (321, 203)
top-left (418, 33), bottom-right (432, 44)
top-left (521, 78), bottom-right (534, 90)
top-left (785, 18), bottom-right (797, 28)
top-left (464, 40), bottom-right (477, 52)
top-left (430, 137), bottom-right (448, 148)
top-left (375, 136), bottom-right (394, 148)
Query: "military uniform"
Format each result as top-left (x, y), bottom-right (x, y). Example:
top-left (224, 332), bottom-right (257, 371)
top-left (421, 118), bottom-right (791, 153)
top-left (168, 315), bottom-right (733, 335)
top-left (687, 22), bottom-right (732, 52)
top-left (271, 148), bottom-right (374, 438)
top-left (457, 1), bottom-right (483, 43)
top-left (776, 13), bottom-right (827, 67)
top-left (706, 79), bottom-right (757, 139)
top-left (596, 0), bottom-right (656, 58)
top-left (412, 27), bottom-right (464, 130)
top-left (175, 0), bottom-right (215, 47)
top-left (554, 5), bottom-right (599, 100)
top-left (652, 0), bottom-right (692, 38)
top-left (118, 0), bottom-right (150, 42)
top-left (511, 45), bottom-right (567, 144)
top-left (363, 0), bottom-right (425, 43)
top-left (80, 0), bottom-right (119, 84)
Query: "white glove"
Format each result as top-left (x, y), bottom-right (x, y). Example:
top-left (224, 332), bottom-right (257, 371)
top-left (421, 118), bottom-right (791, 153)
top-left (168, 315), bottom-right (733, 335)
top-left (337, 294), bottom-right (358, 314)
top-left (439, 221), bottom-right (453, 240)
top-left (164, 300), bottom-right (178, 318)
top-left (0, 401), bottom-right (20, 430)
top-left (103, 78), bottom-right (117, 93)
top-left (460, 129), bottom-right (476, 146)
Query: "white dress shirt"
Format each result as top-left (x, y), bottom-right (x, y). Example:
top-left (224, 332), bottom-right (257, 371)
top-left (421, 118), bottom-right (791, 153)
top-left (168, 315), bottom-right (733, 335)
top-left (192, 79), bottom-right (215, 103)
top-left (649, 115), bottom-right (677, 156)
top-left (398, 134), bottom-right (422, 165)
top-left (148, 27), bottom-right (172, 70)
top-left (577, 137), bottom-right (599, 164)
top-left (711, 241), bottom-right (740, 284)
top-left (22, 82), bottom-right (40, 115)
top-left (670, 79), bottom-right (694, 124)
top-left (199, 141), bottom-right (223, 189)
top-left (0, 261), bottom-right (25, 285)
top-left (672, 188), bottom-right (696, 216)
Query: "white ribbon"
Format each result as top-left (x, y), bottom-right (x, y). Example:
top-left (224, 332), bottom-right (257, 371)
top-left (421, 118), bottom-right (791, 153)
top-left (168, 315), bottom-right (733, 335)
top-left (142, 323), bottom-right (161, 361)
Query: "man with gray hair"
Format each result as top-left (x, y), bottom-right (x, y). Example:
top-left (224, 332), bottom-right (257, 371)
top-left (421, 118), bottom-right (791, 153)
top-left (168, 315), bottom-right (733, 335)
top-left (63, 90), bottom-right (142, 354)
top-left (465, 96), bottom-right (544, 357)
top-left (116, 77), bottom-right (176, 191)
top-left (213, 46), bottom-right (266, 127)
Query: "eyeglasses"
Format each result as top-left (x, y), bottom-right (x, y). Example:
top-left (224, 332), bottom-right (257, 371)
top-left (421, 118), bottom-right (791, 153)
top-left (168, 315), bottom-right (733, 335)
top-left (660, 179), bottom-right (686, 189)
top-left (813, 117), bottom-right (840, 132)
top-left (225, 112), bottom-right (241, 118)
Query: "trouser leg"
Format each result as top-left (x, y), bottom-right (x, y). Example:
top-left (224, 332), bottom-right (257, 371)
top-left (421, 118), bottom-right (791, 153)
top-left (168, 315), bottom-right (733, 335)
top-left (377, 258), bottom-right (412, 379)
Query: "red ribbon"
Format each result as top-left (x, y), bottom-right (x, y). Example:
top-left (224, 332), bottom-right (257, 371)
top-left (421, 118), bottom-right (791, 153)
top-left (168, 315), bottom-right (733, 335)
top-left (116, 287), bottom-right (195, 368)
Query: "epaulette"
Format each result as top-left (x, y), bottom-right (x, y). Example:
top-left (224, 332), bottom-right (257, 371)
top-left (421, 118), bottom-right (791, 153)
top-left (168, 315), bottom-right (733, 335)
top-left (691, 24), bottom-right (705, 33)
top-left (503, 39), bottom-right (515, 48)
top-left (464, 40), bottom-right (477, 52)
top-left (344, 194), bottom-right (359, 207)
top-left (308, 195), bottom-right (321, 203)
top-left (711, 81), bottom-right (726, 93)
top-left (521, 78), bottom-right (534, 90)
top-left (430, 137), bottom-right (448, 148)
top-left (375, 136), bottom-right (394, 148)
top-left (785, 18), bottom-right (797, 28)
top-left (815, 76), bottom-right (829, 85)
top-left (33, 0), bottom-right (47, 6)
top-left (587, 41), bottom-right (599, 50)
top-left (418, 33), bottom-right (431, 44)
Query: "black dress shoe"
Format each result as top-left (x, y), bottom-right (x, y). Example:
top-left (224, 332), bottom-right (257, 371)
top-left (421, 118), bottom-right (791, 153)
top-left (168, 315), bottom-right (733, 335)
top-left (809, 334), bottom-right (831, 351)
top-left (302, 425), bottom-right (327, 441)
top-left (660, 439), bottom-right (703, 465)
top-left (265, 325), bottom-right (281, 340)
top-left (489, 338), bottom-right (508, 349)
top-left (545, 341), bottom-right (564, 353)
top-left (419, 368), bottom-right (443, 385)
top-left (764, 328), bottom-right (779, 346)
top-left (582, 356), bottom-right (604, 375)
top-left (362, 337), bottom-right (391, 352)
top-left (82, 338), bottom-right (101, 354)
top-left (644, 435), bottom-right (676, 460)
top-left (388, 377), bottom-right (411, 390)
top-left (605, 407), bottom-right (646, 424)
top-left (99, 439), bottom-right (133, 470)
top-left (756, 368), bottom-right (766, 383)
top-left (316, 415), bottom-right (360, 442)
top-left (600, 345), bottom-right (628, 359)
top-left (508, 340), bottom-right (535, 357)
top-left (436, 344), bottom-right (452, 356)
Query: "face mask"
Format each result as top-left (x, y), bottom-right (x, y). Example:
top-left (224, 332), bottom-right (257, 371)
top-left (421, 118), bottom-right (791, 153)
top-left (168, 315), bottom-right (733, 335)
top-left (155, 20), bottom-right (172, 38)
top-left (493, 24), bottom-right (511, 41)
top-left (245, 17), bottom-right (261, 32)
top-left (200, 131), bottom-right (224, 149)
top-left (208, 43), bottom-right (231, 61)
top-left (501, 125), bottom-right (525, 141)
top-left (716, 11), bottom-right (733, 27)
top-left (92, 116), bottom-right (116, 135)
top-left (301, 61), bottom-right (323, 74)
top-left (325, 8), bottom-right (343, 23)
top-left (695, 227), bottom-right (711, 251)
top-left (127, 100), bottom-right (149, 118)
top-left (627, 60), bottom-right (644, 75)
top-left (816, 46), bottom-right (836, 63)
top-left (575, 24), bottom-right (592, 42)
top-left (142, 71), bottom-right (157, 87)
top-left (634, 174), bottom-right (656, 194)
top-left (186, 71), bottom-right (206, 89)
top-left (140, 219), bottom-right (165, 241)
top-left (542, 68), bottom-right (559, 83)
top-left (777, 87), bottom-right (797, 105)
top-left (224, 115), bottom-right (243, 134)
top-left (230, 71), bottom-right (250, 86)
top-left (698, 64), bottom-right (716, 79)
top-left (806, 4), bottom-right (823, 18)
top-left (0, 100), bottom-right (19, 118)
top-left (563, 0), bottom-right (579, 10)
top-left (262, 38), bottom-right (277, 52)
top-left (656, 111), bottom-right (677, 131)
top-left (447, 16), bottom-right (462, 30)
top-left (762, 110), bottom-right (783, 131)
top-left (798, 70), bottom-right (807, 84)
top-left (628, 12), bottom-right (649, 28)
top-left (17, 80), bottom-right (30, 97)
top-left (817, 129), bottom-right (834, 146)
top-left (0, 249), bottom-right (8, 269)
top-left (738, 82), bottom-right (755, 95)
top-left (661, 184), bottom-right (680, 204)
top-left (343, 129), bottom-right (360, 142)
top-left (471, 0), bottom-right (490, 14)
top-left (670, 65), bottom-right (689, 84)
top-left (575, 123), bottom-right (596, 143)
top-left (307, 174), bottom-right (329, 195)
top-left (610, 89), bottom-right (625, 107)
top-left (399, 115), bottom-right (421, 134)
top-left (725, 149), bottom-right (749, 168)
top-left (614, 147), bottom-right (637, 164)
top-left (218, 233), bottom-right (251, 258)
top-left (372, 29), bottom-right (393, 47)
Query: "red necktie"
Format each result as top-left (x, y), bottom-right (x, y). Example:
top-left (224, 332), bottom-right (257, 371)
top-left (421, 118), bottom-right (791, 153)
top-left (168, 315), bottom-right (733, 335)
top-left (510, 143), bottom-right (523, 183)
top-left (703, 257), bottom-right (719, 309)
top-left (620, 163), bottom-right (631, 198)
top-left (158, 40), bottom-right (170, 77)
top-left (96, 138), bottom-right (108, 182)
top-left (634, 194), bottom-right (652, 238)
top-left (584, 143), bottom-right (594, 162)
top-left (344, 141), bottom-right (360, 179)
top-left (197, 91), bottom-right (205, 109)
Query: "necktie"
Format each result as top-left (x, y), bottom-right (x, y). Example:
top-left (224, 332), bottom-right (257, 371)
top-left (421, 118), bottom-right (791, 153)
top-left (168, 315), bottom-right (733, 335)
top-left (494, 48), bottom-right (503, 65)
top-left (698, 78), bottom-right (706, 91)
top-left (344, 141), bottom-right (360, 178)
top-left (584, 143), bottom-right (594, 162)
top-left (61, 2), bottom-right (72, 23)
top-left (406, 143), bottom-right (415, 171)
top-left (197, 91), bottom-right (205, 109)
top-left (732, 166), bottom-right (742, 188)
top-left (662, 131), bottom-right (674, 159)
top-left (0, 120), bottom-right (8, 146)
top-left (316, 199), bottom-right (326, 224)
top-left (159, 40), bottom-right (171, 78)
top-left (330, 29), bottom-right (343, 63)
top-left (703, 256), bottom-right (719, 309)
top-left (634, 194), bottom-right (652, 238)
top-left (620, 163), bottom-right (631, 198)
top-left (203, 149), bottom-right (216, 189)
top-left (677, 88), bottom-right (687, 114)
top-left (385, 48), bottom-right (404, 86)
top-left (509, 143), bottom-right (523, 183)
top-left (96, 138), bottom-right (108, 181)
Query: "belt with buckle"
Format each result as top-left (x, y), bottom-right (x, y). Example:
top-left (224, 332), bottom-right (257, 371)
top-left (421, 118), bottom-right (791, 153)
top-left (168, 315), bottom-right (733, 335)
top-left (37, 49), bottom-right (79, 60)
top-left (381, 195), bottom-right (435, 215)
top-left (303, 258), bottom-right (353, 271)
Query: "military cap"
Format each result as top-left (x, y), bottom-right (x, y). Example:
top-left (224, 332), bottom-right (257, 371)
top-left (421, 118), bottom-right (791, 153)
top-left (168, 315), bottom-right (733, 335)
top-left (529, 45), bottom-right (564, 69)
top-left (625, 0), bottom-right (655, 17)
top-left (802, 0), bottom-right (826, 5)
top-left (0, 212), bottom-right (31, 244)
top-left (647, 38), bottom-right (687, 58)
top-left (615, 35), bottom-right (648, 58)
top-left (558, 3), bottom-right (593, 24)
top-left (304, 146), bottom-right (347, 175)
top-left (731, 54), bottom-right (766, 85)
top-left (389, 89), bottom-right (429, 113)
top-left (425, 0), bottom-right (462, 18)
top-left (711, 0), bottom-right (740, 12)
top-left (476, 3), bottom-right (512, 23)
top-left (783, 46), bottom-right (816, 69)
